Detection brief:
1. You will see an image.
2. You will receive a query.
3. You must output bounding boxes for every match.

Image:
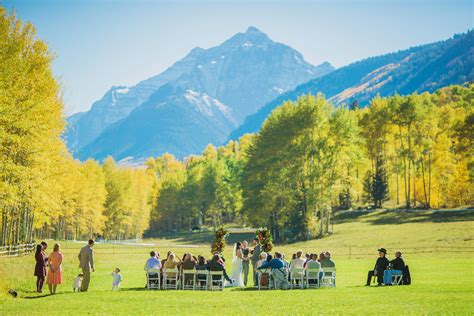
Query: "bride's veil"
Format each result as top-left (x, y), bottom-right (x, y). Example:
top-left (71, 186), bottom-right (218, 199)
top-left (231, 242), bottom-right (238, 262)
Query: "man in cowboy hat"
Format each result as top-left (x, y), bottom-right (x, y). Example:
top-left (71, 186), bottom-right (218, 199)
top-left (366, 248), bottom-right (389, 286)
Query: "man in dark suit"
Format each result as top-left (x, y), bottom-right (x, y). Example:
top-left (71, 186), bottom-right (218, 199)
top-left (366, 248), bottom-right (389, 286)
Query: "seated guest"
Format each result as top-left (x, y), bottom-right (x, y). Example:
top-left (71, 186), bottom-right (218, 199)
top-left (266, 254), bottom-right (273, 263)
top-left (305, 254), bottom-right (321, 270)
top-left (290, 251), bottom-right (306, 280)
top-left (366, 248), bottom-right (389, 286)
top-left (383, 251), bottom-right (405, 285)
top-left (195, 256), bottom-right (209, 285)
top-left (144, 251), bottom-right (161, 288)
top-left (256, 252), bottom-right (268, 268)
top-left (144, 251), bottom-right (161, 271)
top-left (161, 251), bottom-right (172, 268)
top-left (318, 252), bottom-right (326, 262)
top-left (258, 252), bottom-right (288, 289)
top-left (208, 254), bottom-right (233, 283)
top-left (163, 253), bottom-right (180, 278)
top-left (305, 253), bottom-right (322, 284)
top-left (320, 251), bottom-right (336, 268)
top-left (181, 253), bottom-right (196, 285)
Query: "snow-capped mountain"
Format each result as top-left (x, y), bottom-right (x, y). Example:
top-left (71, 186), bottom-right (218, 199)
top-left (68, 26), bottom-right (334, 161)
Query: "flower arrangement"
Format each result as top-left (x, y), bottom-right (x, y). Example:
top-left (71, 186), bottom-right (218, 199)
top-left (256, 227), bottom-right (273, 252)
top-left (211, 227), bottom-right (229, 254)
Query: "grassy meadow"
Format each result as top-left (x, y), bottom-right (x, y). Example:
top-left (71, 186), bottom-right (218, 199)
top-left (0, 209), bottom-right (473, 315)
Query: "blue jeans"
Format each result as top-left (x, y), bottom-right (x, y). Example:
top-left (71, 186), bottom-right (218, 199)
top-left (384, 269), bottom-right (402, 285)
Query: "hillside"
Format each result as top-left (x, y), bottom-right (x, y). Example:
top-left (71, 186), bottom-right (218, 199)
top-left (229, 31), bottom-right (474, 140)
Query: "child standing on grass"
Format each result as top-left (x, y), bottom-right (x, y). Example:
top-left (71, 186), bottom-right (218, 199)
top-left (111, 267), bottom-right (122, 290)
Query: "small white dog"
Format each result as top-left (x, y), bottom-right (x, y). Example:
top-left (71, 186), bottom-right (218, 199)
top-left (72, 273), bottom-right (83, 292)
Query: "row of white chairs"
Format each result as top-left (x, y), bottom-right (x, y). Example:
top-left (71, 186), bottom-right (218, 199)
top-left (146, 268), bottom-right (225, 291)
top-left (257, 267), bottom-right (336, 290)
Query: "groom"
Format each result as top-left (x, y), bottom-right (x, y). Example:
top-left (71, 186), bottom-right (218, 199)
top-left (250, 238), bottom-right (261, 287)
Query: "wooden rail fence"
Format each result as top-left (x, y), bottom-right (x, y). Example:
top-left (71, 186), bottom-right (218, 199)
top-left (0, 243), bottom-right (35, 257)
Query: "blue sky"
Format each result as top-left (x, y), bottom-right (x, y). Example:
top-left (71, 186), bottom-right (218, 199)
top-left (4, 0), bottom-right (473, 115)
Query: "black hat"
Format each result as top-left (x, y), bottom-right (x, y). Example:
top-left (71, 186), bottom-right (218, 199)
top-left (377, 248), bottom-right (387, 254)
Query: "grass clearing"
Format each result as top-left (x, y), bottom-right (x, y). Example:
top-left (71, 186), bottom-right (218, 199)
top-left (0, 210), bottom-right (473, 315)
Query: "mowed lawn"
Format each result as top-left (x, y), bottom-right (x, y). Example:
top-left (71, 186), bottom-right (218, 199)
top-left (0, 210), bottom-right (473, 315)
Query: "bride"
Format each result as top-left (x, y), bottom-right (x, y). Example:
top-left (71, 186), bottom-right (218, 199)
top-left (227, 242), bottom-right (244, 287)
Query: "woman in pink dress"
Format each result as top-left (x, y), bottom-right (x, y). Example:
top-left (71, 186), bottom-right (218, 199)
top-left (46, 243), bottom-right (63, 294)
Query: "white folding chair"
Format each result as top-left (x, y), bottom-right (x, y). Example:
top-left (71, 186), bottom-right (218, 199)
top-left (146, 268), bottom-right (161, 290)
top-left (257, 269), bottom-right (272, 290)
top-left (392, 273), bottom-right (403, 286)
top-left (209, 271), bottom-right (224, 291)
top-left (181, 269), bottom-right (196, 290)
top-left (290, 268), bottom-right (305, 289)
top-left (305, 268), bottom-right (321, 289)
top-left (321, 267), bottom-right (336, 288)
top-left (272, 268), bottom-right (289, 290)
top-left (163, 268), bottom-right (179, 290)
top-left (195, 270), bottom-right (209, 290)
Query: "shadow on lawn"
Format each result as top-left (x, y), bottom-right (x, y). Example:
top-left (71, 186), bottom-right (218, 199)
top-left (335, 209), bottom-right (474, 225)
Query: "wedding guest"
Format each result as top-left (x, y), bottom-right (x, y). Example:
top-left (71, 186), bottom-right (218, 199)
top-left (195, 255), bottom-right (209, 285)
top-left (111, 267), bottom-right (122, 290)
top-left (318, 252), bottom-right (326, 262)
top-left (34, 244), bottom-right (47, 293)
top-left (258, 252), bottom-right (288, 289)
top-left (383, 251), bottom-right (405, 285)
top-left (256, 252), bottom-right (268, 268)
top-left (291, 253), bottom-right (297, 260)
top-left (161, 251), bottom-right (172, 268)
top-left (366, 248), bottom-right (389, 286)
top-left (78, 239), bottom-right (95, 292)
top-left (320, 251), bottom-right (336, 268)
top-left (208, 254), bottom-right (233, 283)
top-left (305, 253), bottom-right (322, 284)
top-left (290, 251), bottom-right (305, 270)
top-left (266, 254), bottom-right (273, 263)
top-left (144, 251), bottom-right (161, 271)
top-left (46, 243), bottom-right (63, 294)
top-left (290, 251), bottom-right (306, 283)
top-left (181, 253), bottom-right (197, 285)
top-left (163, 253), bottom-right (180, 278)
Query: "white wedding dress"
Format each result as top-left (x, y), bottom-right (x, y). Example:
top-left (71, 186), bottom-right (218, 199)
top-left (226, 243), bottom-right (244, 287)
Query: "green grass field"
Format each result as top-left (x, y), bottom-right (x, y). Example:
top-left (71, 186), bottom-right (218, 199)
top-left (1, 209), bottom-right (473, 315)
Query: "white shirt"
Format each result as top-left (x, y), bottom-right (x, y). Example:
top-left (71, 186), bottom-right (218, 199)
top-left (111, 272), bottom-right (122, 285)
top-left (144, 257), bottom-right (162, 270)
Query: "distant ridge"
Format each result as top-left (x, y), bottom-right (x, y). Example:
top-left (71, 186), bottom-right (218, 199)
top-left (229, 31), bottom-right (474, 140)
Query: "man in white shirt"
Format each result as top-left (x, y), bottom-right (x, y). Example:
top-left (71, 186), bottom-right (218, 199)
top-left (144, 251), bottom-right (161, 271)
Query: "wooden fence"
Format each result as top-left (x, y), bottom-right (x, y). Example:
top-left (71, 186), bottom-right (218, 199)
top-left (0, 243), bottom-right (35, 257)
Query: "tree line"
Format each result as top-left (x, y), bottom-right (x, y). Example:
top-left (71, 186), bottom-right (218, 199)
top-left (0, 8), bottom-right (472, 245)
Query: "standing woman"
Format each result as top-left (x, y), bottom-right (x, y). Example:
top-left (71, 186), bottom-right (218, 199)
top-left (34, 244), bottom-right (47, 293)
top-left (47, 243), bottom-right (63, 294)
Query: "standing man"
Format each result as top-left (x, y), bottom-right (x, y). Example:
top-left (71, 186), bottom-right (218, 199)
top-left (78, 239), bottom-right (95, 292)
top-left (366, 248), bottom-right (389, 286)
top-left (241, 240), bottom-right (250, 286)
top-left (250, 238), bottom-right (261, 287)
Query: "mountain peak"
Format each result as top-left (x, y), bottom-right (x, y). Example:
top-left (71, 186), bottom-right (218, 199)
top-left (245, 26), bottom-right (263, 34)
